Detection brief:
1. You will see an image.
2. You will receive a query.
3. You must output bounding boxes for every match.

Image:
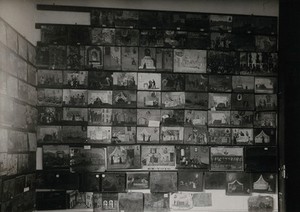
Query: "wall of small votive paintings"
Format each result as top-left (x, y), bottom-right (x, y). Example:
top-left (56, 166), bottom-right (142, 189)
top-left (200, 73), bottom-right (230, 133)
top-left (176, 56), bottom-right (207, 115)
top-left (0, 17), bottom-right (37, 211)
top-left (34, 8), bottom-right (279, 211)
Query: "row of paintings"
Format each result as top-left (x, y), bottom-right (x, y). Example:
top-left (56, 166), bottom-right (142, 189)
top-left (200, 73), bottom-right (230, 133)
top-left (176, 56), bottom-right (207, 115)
top-left (37, 125), bottom-right (276, 146)
top-left (0, 96), bottom-right (37, 131)
top-left (0, 152), bottom-right (35, 177)
top-left (0, 72), bottom-right (37, 106)
top-left (41, 145), bottom-right (277, 172)
top-left (37, 89), bottom-right (277, 111)
top-left (36, 45), bottom-right (278, 74)
top-left (0, 48), bottom-right (37, 89)
top-left (0, 18), bottom-right (36, 64)
top-left (89, 10), bottom-right (277, 34)
top-left (38, 70), bottom-right (278, 93)
top-left (39, 25), bottom-right (277, 50)
top-left (0, 128), bottom-right (36, 153)
top-left (37, 107), bottom-right (277, 128)
top-left (35, 170), bottom-right (277, 194)
top-left (36, 190), bottom-right (274, 211)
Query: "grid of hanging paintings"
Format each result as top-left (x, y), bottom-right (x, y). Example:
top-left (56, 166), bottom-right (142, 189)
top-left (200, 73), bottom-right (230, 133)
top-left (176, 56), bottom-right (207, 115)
top-left (0, 17), bottom-right (37, 211)
top-left (35, 7), bottom-right (279, 211)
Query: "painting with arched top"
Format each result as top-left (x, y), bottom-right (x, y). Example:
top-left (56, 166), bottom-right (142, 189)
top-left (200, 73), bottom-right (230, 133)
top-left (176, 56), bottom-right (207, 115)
top-left (85, 46), bottom-right (103, 69)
